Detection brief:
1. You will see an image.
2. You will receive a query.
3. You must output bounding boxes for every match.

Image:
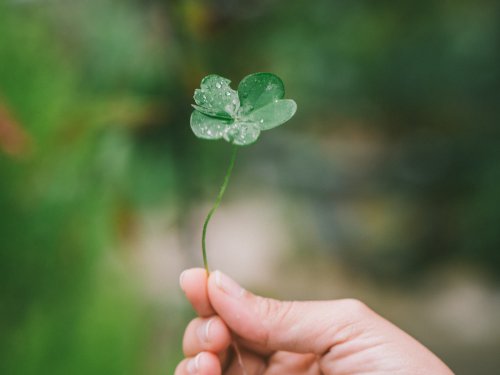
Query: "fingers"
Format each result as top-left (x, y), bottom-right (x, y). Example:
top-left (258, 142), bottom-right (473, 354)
top-left (180, 268), bottom-right (216, 317)
top-left (183, 316), bottom-right (232, 357)
top-left (179, 269), bottom-right (231, 374)
top-left (174, 352), bottom-right (221, 375)
top-left (207, 270), bottom-right (373, 354)
top-left (180, 314), bottom-right (265, 375)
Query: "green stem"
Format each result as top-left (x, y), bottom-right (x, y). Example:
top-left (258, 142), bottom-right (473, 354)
top-left (202, 145), bottom-right (238, 273)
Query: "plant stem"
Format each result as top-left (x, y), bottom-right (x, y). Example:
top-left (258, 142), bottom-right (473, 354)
top-left (202, 145), bottom-right (238, 273)
top-left (201, 145), bottom-right (247, 374)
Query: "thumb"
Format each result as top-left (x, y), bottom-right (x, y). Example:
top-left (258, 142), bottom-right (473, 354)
top-left (207, 270), bottom-right (370, 354)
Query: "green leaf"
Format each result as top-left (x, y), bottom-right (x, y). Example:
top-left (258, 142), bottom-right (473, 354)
top-left (237, 73), bottom-right (284, 115)
top-left (223, 122), bottom-right (261, 146)
top-left (190, 73), bottom-right (296, 146)
top-left (193, 74), bottom-right (239, 118)
top-left (190, 110), bottom-right (231, 140)
top-left (245, 99), bottom-right (297, 130)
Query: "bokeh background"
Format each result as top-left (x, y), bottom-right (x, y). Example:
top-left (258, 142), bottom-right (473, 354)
top-left (1, 0), bottom-right (499, 374)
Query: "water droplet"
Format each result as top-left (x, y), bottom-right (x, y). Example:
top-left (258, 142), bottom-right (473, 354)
top-left (226, 92), bottom-right (231, 96)
top-left (259, 119), bottom-right (264, 124)
top-left (216, 83), bottom-right (222, 89)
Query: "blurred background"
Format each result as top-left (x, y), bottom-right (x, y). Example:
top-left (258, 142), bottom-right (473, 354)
top-left (1, 0), bottom-right (499, 374)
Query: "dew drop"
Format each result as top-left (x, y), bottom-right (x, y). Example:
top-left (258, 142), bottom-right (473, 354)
top-left (216, 83), bottom-right (222, 89)
top-left (259, 119), bottom-right (264, 124)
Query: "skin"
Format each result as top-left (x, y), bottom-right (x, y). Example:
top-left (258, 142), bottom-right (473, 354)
top-left (175, 268), bottom-right (454, 375)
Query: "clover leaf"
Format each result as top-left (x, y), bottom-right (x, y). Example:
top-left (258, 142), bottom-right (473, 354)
top-left (191, 73), bottom-right (296, 146)
top-left (193, 75), bottom-right (239, 119)
top-left (190, 72), bottom-right (297, 277)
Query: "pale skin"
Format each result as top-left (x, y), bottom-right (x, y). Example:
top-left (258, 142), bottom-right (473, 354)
top-left (176, 268), bottom-right (454, 375)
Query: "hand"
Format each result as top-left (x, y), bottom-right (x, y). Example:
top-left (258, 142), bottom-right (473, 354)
top-left (175, 268), bottom-right (453, 375)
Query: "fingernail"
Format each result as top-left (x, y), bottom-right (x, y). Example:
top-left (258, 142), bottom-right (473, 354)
top-left (197, 318), bottom-right (213, 343)
top-left (214, 271), bottom-right (245, 298)
top-left (187, 352), bottom-right (202, 374)
top-left (179, 270), bottom-right (187, 291)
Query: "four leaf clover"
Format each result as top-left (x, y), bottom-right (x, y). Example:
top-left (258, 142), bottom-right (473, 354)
top-left (190, 73), bottom-right (297, 146)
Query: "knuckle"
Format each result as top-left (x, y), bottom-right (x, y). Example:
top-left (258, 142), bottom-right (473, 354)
top-left (258, 297), bottom-right (293, 324)
top-left (340, 298), bottom-right (370, 318)
top-left (337, 298), bottom-right (374, 337)
top-left (256, 297), bottom-right (296, 345)
top-left (323, 299), bottom-right (372, 346)
top-left (256, 296), bottom-right (276, 319)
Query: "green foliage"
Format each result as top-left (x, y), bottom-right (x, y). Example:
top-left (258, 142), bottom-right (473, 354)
top-left (0, 3), bottom-right (177, 374)
top-left (190, 73), bottom-right (297, 146)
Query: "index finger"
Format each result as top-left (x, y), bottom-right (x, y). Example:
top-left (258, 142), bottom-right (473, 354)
top-left (179, 268), bottom-right (216, 317)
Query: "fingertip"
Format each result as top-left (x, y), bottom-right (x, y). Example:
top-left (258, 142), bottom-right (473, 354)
top-left (179, 268), bottom-right (206, 291)
top-left (207, 270), bottom-right (249, 307)
top-left (198, 352), bottom-right (222, 375)
top-left (183, 316), bottom-right (232, 357)
top-left (180, 268), bottom-right (215, 317)
top-left (205, 316), bottom-right (232, 352)
top-left (175, 352), bottom-right (221, 375)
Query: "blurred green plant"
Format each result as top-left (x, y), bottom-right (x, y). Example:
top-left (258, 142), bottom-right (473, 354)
top-left (0, 2), bottom-right (180, 373)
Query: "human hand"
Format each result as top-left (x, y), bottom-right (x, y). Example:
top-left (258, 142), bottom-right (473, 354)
top-left (175, 268), bottom-right (453, 375)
